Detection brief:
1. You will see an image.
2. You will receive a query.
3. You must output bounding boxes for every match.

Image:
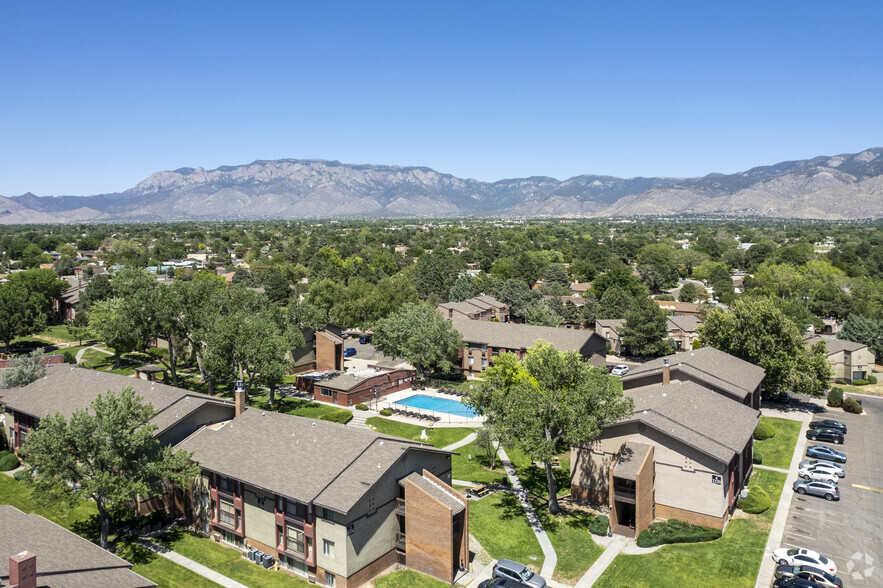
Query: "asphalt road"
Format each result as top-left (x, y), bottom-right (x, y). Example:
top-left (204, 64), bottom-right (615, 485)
top-left (777, 395), bottom-right (882, 586)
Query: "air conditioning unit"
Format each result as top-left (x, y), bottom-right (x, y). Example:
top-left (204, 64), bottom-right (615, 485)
top-left (309, 574), bottom-right (317, 583)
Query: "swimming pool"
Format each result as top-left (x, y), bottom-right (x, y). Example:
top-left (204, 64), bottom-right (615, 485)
top-left (394, 394), bottom-right (479, 418)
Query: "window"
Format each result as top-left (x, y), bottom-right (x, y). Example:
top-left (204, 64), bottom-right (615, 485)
top-left (218, 476), bottom-right (236, 494)
top-left (482, 359), bottom-right (487, 367)
top-left (323, 539), bottom-right (335, 557)
top-left (285, 501), bottom-right (307, 519)
top-left (220, 500), bottom-right (236, 527)
top-left (347, 523), bottom-right (355, 536)
top-left (324, 572), bottom-right (336, 587)
top-left (221, 529), bottom-right (239, 547)
top-left (322, 507), bottom-right (334, 522)
top-left (468, 357), bottom-right (474, 365)
top-left (286, 524), bottom-right (305, 554)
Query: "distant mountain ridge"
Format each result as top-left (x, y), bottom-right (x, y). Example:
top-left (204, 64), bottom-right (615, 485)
top-left (1, 148), bottom-right (881, 223)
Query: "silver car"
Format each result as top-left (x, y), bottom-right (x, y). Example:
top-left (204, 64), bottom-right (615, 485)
top-left (492, 559), bottom-right (546, 588)
top-left (793, 479), bottom-right (840, 501)
top-left (798, 459), bottom-right (845, 478)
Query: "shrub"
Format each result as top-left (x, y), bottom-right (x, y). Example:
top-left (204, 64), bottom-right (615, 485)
top-left (835, 377), bottom-right (852, 385)
top-left (355, 403), bottom-right (369, 411)
top-left (852, 379), bottom-right (869, 386)
top-left (0, 451), bottom-right (20, 471)
top-left (13, 468), bottom-right (31, 481)
top-left (842, 396), bottom-right (863, 414)
top-left (63, 350), bottom-right (77, 364)
top-left (752, 446), bottom-right (763, 464)
top-left (868, 375), bottom-right (878, 384)
top-left (636, 519), bottom-right (721, 547)
top-left (741, 486), bottom-right (772, 514)
top-left (589, 515), bottom-right (609, 536)
top-left (691, 339), bottom-right (702, 350)
top-left (655, 294), bottom-right (675, 301)
top-left (319, 411), bottom-right (354, 425)
top-left (827, 387), bottom-right (844, 408)
top-left (753, 421), bottom-right (776, 440)
top-left (379, 409), bottom-right (392, 416)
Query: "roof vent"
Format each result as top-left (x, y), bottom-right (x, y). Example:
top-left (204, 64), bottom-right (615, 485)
top-left (312, 422), bottom-right (316, 427)
top-left (379, 441), bottom-right (384, 446)
top-left (71, 367), bottom-right (75, 372)
top-left (262, 412), bottom-right (266, 416)
top-left (663, 358), bottom-right (669, 366)
top-left (185, 396), bottom-right (190, 402)
top-left (378, 462), bottom-right (382, 469)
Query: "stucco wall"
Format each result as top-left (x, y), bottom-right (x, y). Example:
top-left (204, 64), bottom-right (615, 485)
top-left (242, 483), bottom-right (277, 552)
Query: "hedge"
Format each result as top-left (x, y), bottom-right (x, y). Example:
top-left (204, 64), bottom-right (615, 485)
top-left (319, 411), bottom-right (354, 425)
top-left (355, 403), bottom-right (369, 411)
top-left (869, 375), bottom-right (878, 384)
top-left (13, 468), bottom-right (31, 481)
top-left (752, 446), bottom-right (763, 464)
top-left (0, 451), bottom-right (20, 471)
top-left (636, 519), bottom-right (721, 547)
top-left (843, 396), bottom-right (863, 414)
top-left (827, 387), bottom-right (844, 408)
top-left (853, 379), bottom-right (869, 386)
top-left (753, 421), bottom-right (776, 440)
top-left (589, 515), bottom-right (609, 536)
top-left (741, 486), bottom-right (771, 514)
top-left (379, 409), bottom-right (392, 416)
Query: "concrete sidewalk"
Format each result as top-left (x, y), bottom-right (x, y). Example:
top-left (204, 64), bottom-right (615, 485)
top-left (138, 540), bottom-right (248, 588)
top-left (575, 535), bottom-right (628, 588)
top-left (444, 432), bottom-right (477, 451)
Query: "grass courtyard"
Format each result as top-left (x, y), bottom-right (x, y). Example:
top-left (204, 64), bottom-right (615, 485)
top-left (365, 416), bottom-right (473, 448)
top-left (754, 416), bottom-right (802, 470)
top-left (469, 492), bottom-right (546, 571)
top-left (594, 468), bottom-right (787, 588)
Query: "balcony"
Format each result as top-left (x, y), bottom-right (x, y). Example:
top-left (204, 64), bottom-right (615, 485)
top-left (395, 498), bottom-right (406, 516)
top-left (395, 531), bottom-right (406, 551)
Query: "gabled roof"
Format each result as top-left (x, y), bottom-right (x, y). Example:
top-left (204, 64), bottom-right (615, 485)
top-left (438, 301), bottom-right (484, 316)
top-left (0, 506), bottom-right (156, 587)
top-left (401, 472), bottom-right (466, 514)
top-left (666, 315), bottom-right (701, 333)
top-left (452, 318), bottom-right (603, 352)
top-left (0, 366), bottom-right (233, 437)
top-left (621, 347), bottom-right (765, 402)
top-left (806, 337), bottom-right (868, 356)
top-left (612, 441), bottom-right (652, 481)
top-left (473, 295), bottom-right (509, 309)
top-left (595, 319), bottom-right (625, 336)
top-left (617, 380), bottom-right (759, 463)
top-left (178, 409), bottom-right (451, 513)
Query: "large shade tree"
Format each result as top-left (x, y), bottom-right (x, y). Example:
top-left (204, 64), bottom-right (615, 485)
top-left (372, 302), bottom-right (462, 376)
top-left (20, 388), bottom-right (200, 549)
top-left (466, 342), bottom-right (634, 514)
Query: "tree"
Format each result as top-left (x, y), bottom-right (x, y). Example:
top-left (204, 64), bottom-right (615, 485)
top-left (622, 296), bottom-right (671, 356)
top-left (0, 281), bottom-right (49, 352)
top-left (598, 285), bottom-right (633, 319)
top-left (79, 273), bottom-right (114, 311)
top-left (492, 278), bottom-right (543, 322)
top-left (372, 302), bottom-right (462, 376)
top-left (448, 276), bottom-right (474, 302)
top-left (7, 268), bottom-right (68, 310)
top-left (542, 264), bottom-right (570, 289)
top-left (590, 262), bottom-right (646, 300)
top-left (524, 300), bottom-right (563, 327)
top-left (88, 298), bottom-right (143, 367)
top-left (698, 298), bottom-right (831, 395)
top-left (637, 244), bottom-right (679, 288)
top-left (21, 387), bottom-right (200, 550)
top-left (466, 342), bottom-right (633, 514)
top-left (474, 424), bottom-right (502, 469)
top-left (638, 265), bottom-right (664, 294)
top-left (678, 282), bottom-right (705, 303)
top-left (581, 291), bottom-right (601, 328)
top-left (0, 350), bottom-right (46, 388)
top-left (839, 314), bottom-right (883, 362)
top-left (262, 270), bottom-right (293, 304)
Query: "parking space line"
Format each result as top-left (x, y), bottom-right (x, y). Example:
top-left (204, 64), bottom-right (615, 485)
top-left (851, 483), bottom-right (883, 494)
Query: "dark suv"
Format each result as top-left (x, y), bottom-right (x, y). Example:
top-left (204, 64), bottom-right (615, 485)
top-left (806, 428), bottom-right (844, 444)
top-left (809, 420), bottom-right (847, 434)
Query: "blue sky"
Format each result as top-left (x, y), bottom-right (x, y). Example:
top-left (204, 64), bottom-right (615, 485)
top-left (1, 1), bottom-right (881, 195)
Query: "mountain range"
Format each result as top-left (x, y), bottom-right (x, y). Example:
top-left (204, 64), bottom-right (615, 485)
top-left (2, 148), bottom-right (881, 223)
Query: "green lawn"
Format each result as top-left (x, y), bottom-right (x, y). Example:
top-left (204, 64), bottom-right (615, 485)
top-left (469, 492), bottom-right (545, 572)
top-left (365, 417), bottom-right (473, 448)
top-left (157, 530), bottom-right (311, 587)
top-left (0, 472), bottom-right (98, 529)
top-left (543, 511), bottom-right (606, 582)
top-left (115, 538), bottom-right (222, 588)
top-left (80, 348), bottom-right (139, 376)
top-left (374, 569), bottom-right (450, 588)
top-left (40, 324), bottom-right (89, 342)
top-left (452, 441), bottom-right (508, 485)
top-left (594, 469), bottom-right (787, 588)
top-left (249, 394), bottom-right (351, 420)
top-left (754, 416), bottom-right (801, 470)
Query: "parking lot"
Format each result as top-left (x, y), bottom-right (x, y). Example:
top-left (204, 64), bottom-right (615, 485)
top-left (778, 395), bottom-right (882, 585)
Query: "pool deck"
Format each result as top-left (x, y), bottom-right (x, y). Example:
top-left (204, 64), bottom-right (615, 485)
top-left (375, 387), bottom-right (485, 426)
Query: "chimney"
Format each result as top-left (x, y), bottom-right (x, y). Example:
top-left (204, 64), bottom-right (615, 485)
top-left (234, 380), bottom-right (247, 417)
top-left (10, 551), bottom-right (37, 588)
top-left (662, 358), bottom-right (670, 385)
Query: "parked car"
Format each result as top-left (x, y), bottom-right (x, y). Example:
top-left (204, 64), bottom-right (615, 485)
top-left (773, 578), bottom-right (832, 588)
top-left (793, 479), bottom-right (840, 501)
top-left (798, 460), bottom-right (845, 478)
top-left (359, 334), bottom-right (372, 344)
top-left (805, 445), bottom-right (846, 463)
top-left (767, 392), bottom-right (792, 405)
top-left (796, 467), bottom-right (838, 484)
top-left (492, 559), bottom-right (547, 588)
top-left (775, 565), bottom-right (843, 588)
top-left (773, 547), bottom-right (838, 574)
top-left (611, 365), bottom-right (629, 376)
top-left (343, 347), bottom-right (357, 357)
top-left (479, 578), bottom-right (532, 588)
top-left (805, 428), bottom-right (844, 444)
top-left (809, 419), bottom-right (846, 434)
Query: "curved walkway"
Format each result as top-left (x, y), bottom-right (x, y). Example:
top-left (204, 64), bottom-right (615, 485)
top-left (443, 432), bottom-right (477, 452)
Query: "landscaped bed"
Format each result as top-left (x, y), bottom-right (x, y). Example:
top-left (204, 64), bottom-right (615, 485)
top-left (365, 416), bottom-right (473, 448)
top-left (753, 416), bottom-right (801, 469)
top-left (594, 469), bottom-right (787, 588)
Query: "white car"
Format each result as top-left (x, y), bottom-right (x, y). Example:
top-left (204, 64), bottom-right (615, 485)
top-left (611, 365), bottom-right (629, 376)
top-left (772, 547), bottom-right (837, 575)
top-left (798, 460), bottom-right (845, 478)
top-left (797, 467), bottom-right (839, 483)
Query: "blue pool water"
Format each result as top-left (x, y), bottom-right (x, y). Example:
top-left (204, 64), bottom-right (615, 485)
top-left (394, 394), bottom-right (479, 418)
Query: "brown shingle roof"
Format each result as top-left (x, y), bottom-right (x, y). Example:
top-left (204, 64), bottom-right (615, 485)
top-left (666, 315), bottom-right (701, 333)
top-left (0, 506), bottom-right (156, 587)
top-left (451, 318), bottom-right (602, 352)
top-left (807, 337), bottom-right (868, 355)
top-left (401, 472), bottom-right (466, 514)
top-left (177, 409), bottom-right (451, 513)
top-left (612, 441), bottom-right (652, 481)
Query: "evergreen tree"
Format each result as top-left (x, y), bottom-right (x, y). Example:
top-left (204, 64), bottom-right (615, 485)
top-left (839, 314), bottom-right (883, 361)
top-left (448, 276), bottom-right (474, 302)
top-left (622, 296), bottom-right (671, 356)
top-left (598, 285), bottom-right (633, 319)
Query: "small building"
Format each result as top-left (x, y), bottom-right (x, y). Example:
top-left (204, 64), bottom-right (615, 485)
top-left (569, 282), bottom-right (592, 297)
top-left (451, 318), bottom-right (606, 375)
top-left (179, 407), bottom-right (467, 587)
top-left (673, 302), bottom-right (702, 317)
top-left (595, 319), bottom-right (625, 355)
top-left (620, 347), bottom-right (765, 409)
top-left (666, 315), bottom-right (701, 351)
top-left (304, 367), bottom-right (416, 407)
top-left (438, 295), bottom-right (510, 323)
top-left (0, 506), bottom-right (156, 587)
top-left (291, 327), bottom-right (345, 374)
top-left (806, 337), bottom-right (875, 382)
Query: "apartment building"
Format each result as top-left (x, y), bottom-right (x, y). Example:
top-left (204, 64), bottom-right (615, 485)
top-left (438, 295), bottom-right (510, 322)
top-left (805, 336), bottom-right (875, 381)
